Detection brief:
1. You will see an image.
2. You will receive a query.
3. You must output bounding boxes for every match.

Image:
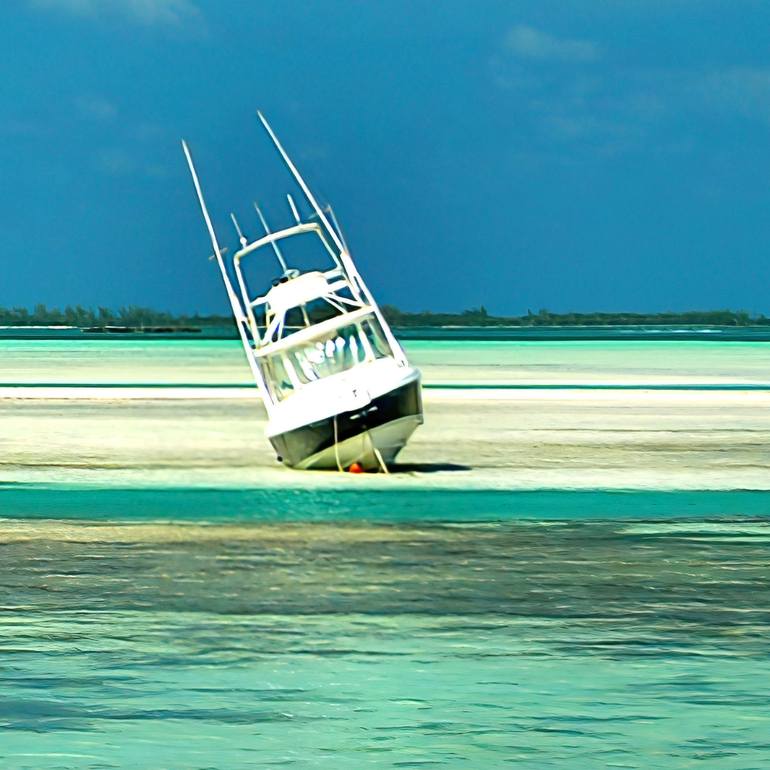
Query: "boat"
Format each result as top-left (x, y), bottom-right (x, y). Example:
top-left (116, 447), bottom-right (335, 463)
top-left (181, 112), bottom-right (423, 471)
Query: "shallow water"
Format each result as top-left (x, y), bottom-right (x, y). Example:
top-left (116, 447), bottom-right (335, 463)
top-left (0, 338), bottom-right (768, 386)
top-left (2, 502), bottom-right (770, 769)
top-left (3, 485), bottom-right (770, 520)
top-left (2, 336), bottom-right (769, 767)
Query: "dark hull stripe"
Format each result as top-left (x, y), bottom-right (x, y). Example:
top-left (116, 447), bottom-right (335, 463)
top-left (269, 380), bottom-right (423, 467)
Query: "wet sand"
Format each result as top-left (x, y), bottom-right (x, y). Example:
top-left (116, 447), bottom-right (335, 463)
top-left (1, 389), bottom-right (768, 490)
top-left (1, 338), bottom-right (767, 490)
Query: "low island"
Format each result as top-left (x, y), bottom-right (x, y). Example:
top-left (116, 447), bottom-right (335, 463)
top-left (0, 303), bottom-right (767, 334)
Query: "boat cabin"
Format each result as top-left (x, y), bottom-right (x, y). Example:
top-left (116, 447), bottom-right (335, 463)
top-left (229, 217), bottom-right (405, 411)
top-left (258, 307), bottom-right (393, 402)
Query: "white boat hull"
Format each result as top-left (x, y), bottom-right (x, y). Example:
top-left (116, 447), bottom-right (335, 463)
top-left (295, 413), bottom-right (423, 471)
top-left (268, 375), bottom-right (423, 471)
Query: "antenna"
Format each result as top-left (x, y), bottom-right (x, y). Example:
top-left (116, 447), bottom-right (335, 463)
top-left (181, 141), bottom-right (244, 322)
top-left (326, 204), bottom-right (349, 253)
top-left (253, 202), bottom-right (289, 273)
top-left (230, 213), bottom-right (247, 248)
top-left (286, 194), bottom-right (301, 225)
top-left (256, 110), bottom-right (345, 254)
top-left (181, 140), bottom-right (272, 399)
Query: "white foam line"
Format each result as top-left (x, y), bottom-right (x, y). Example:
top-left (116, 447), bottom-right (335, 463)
top-left (0, 385), bottom-right (769, 405)
top-left (427, 388), bottom-right (770, 404)
top-left (0, 387), bottom-right (261, 400)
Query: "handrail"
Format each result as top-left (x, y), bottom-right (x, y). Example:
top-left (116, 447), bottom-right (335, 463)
top-left (255, 306), bottom-right (376, 355)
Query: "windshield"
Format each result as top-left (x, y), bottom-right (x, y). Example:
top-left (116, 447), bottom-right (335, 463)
top-left (290, 323), bottom-right (366, 384)
top-left (262, 315), bottom-right (393, 400)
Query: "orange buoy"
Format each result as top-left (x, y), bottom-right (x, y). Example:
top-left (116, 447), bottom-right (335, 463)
top-left (348, 462), bottom-right (364, 474)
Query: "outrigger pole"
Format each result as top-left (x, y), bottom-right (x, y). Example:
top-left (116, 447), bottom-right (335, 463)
top-left (181, 140), bottom-right (270, 403)
top-left (257, 111), bottom-right (344, 254)
top-left (255, 111), bottom-right (408, 364)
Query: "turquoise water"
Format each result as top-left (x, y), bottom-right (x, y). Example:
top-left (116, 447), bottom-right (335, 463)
top-left (3, 485), bottom-right (770, 520)
top-left (396, 325), bottom-right (770, 341)
top-left (2, 334), bottom-right (770, 767)
top-left (0, 337), bottom-right (768, 386)
top-left (2, 489), bottom-right (770, 768)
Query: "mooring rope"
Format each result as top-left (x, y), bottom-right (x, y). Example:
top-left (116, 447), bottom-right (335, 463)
top-left (369, 432), bottom-right (390, 474)
top-left (333, 413), bottom-right (343, 472)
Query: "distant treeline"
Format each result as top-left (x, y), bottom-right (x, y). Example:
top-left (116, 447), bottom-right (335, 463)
top-left (0, 305), bottom-right (231, 328)
top-left (0, 304), bottom-right (768, 328)
top-left (381, 306), bottom-right (770, 327)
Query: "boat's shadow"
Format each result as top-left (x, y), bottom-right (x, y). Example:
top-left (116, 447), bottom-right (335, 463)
top-left (388, 462), bottom-right (471, 474)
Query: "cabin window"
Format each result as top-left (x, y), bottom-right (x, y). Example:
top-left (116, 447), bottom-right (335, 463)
top-left (264, 316), bottom-right (393, 396)
top-left (263, 354), bottom-right (295, 401)
top-left (285, 323), bottom-right (368, 384)
top-left (361, 316), bottom-right (391, 358)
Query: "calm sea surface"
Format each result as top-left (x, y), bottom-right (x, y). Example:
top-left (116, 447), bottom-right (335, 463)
top-left (2, 498), bottom-right (770, 769)
top-left (0, 333), bottom-right (768, 386)
top-left (1, 332), bottom-right (769, 768)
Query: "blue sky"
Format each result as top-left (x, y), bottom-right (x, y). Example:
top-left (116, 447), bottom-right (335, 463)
top-left (2, 0), bottom-right (770, 314)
